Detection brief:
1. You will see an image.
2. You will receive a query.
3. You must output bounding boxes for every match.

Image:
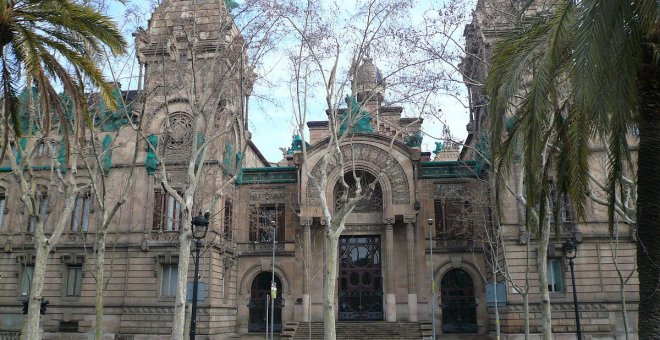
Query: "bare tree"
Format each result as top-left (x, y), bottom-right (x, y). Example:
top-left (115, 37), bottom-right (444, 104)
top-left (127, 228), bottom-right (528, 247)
top-left (4, 84), bottom-right (87, 339)
top-left (133, 1), bottom-right (281, 336)
top-left (257, 1), bottom-right (471, 338)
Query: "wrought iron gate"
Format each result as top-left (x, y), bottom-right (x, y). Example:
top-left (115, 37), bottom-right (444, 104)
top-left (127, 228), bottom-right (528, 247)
top-left (338, 235), bottom-right (383, 321)
top-left (248, 272), bottom-right (283, 332)
top-left (441, 268), bottom-right (478, 333)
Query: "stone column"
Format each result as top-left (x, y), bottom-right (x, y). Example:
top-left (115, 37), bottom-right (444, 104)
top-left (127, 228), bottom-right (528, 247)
top-left (405, 218), bottom-right (418, 321)
top-left (302, 218), bottom-right (312, 322)
top-left (384, 219), bottom-right (397, 322)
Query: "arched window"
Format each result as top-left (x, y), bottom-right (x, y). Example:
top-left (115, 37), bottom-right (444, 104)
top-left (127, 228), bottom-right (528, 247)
top-left (334, 170), bottom-right (382, 213)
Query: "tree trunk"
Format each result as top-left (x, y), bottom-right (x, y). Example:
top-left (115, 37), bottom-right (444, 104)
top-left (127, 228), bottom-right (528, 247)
top-left (22, 236), bottom-right (49, 340)
top-left (523, 293), bottom-right (529, 340)
top-left (537, 216), bottom-right (552, 340)
top-left (493, 279), bottom-right (500, 340)
top-left (172, 211), bottom-right (193, 339)
top-left (323, 232), bottom-right (339, 340)
top-left (620, 283), bottom-right (630, 340)
top-left (95, 229), bottom-right (108, 340)
top-left (636, 25), bottom-right (660, 340)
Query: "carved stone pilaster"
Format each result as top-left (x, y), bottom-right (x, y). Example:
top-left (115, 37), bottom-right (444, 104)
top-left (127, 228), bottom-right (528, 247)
top-left (405, 221), bottom-right (416, 291)
top-left (405, 219), bottom-right (418, 321)
top-left (384, 221), bottom-right (396, 322)
top-left (301, 219), bottom-right (312, 295)
top-left (301, 218), bottom-right (312, 322)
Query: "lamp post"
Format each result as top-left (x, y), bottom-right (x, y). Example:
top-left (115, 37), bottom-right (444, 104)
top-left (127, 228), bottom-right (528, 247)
top-left (428, 218), bottom-right (436, 340)
top-left (270, 220), bottom-right (277, 340)
top-left (190, 212), bottom-right (209, 340)
top-left (562, 236), bottom-right (582, 340)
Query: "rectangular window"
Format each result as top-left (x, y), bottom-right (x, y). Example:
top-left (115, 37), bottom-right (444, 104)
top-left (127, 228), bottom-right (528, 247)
top-left (160, 264), bottom-right (178, 297)
top-left (249, 205), bottom-right (285, 242)
top-left (547, 258), bottom-right (564, 292)
top-left (28, 193), bottom-right (49, 233)
top-left (549, 181), bottom-right (573, 225)
top-left (434, 199), bottom-right (472, 240)
top-left (66, 266), bottom-right (83, 296)
top-left (71, 193), bottom-right (92, 232)
top-left (21, 265), bottom-right (34, 296)
top-left (0, 189), bottom-right (6, 229)
top-left (36, 142), bottom-right (48, 157)
top-left (153, 190), bottom-right (183, 231)
top-left (223, 198), bottom-right (233, 239)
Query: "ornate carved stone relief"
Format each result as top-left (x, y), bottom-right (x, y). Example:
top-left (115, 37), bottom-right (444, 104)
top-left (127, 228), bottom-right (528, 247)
top-left (161, 112), bottom-right (193, 163)
top-left (344, 224), bottom-right (383, 232)
top-left (155, 168), bottom-right (189, 186)
top-left (307, 144), bottom-right (410, 206)
top-left (249, 190), bottom-right (284, 203)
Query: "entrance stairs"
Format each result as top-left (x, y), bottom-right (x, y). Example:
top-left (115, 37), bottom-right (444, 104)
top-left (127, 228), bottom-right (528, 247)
top-left (283, 321), bottom-right (423, 340)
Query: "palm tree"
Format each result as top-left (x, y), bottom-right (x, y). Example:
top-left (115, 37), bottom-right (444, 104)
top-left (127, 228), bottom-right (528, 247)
top-left (487, 0), bottom-right (658, 338)
top-left (0, 0), bottom-right (126, 146)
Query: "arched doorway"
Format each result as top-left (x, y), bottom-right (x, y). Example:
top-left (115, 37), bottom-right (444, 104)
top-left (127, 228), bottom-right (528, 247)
top-left (440, 268), bottom-right (477, 333)
top-left (248, 272), bottom-right (283, 333)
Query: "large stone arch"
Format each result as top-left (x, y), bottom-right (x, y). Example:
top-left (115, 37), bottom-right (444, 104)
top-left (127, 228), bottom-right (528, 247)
top-left (304, 142), bottom-right (411, 208)
top-left (432, 256), bottom-right (489, 334)
top-left (434, 258), bottom-right (484, 292)
top-left (239, 263), bottom-right (291, 296)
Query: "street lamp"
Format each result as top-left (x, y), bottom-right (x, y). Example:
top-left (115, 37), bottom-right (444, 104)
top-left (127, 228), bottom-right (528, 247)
top-left (190, 211), bottom-right (209, 340)
top-left (270, 220), bottom-right (277, 340)
top-left (428, 218), bottom-right (436, 340)
top-left (562, 236), bottom-right (582, 340)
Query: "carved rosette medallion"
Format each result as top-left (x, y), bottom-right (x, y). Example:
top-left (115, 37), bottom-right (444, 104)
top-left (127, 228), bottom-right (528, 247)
top-left (307, 144), bottom-right (410, 206)
top-left (152, 231), bottom-right (180, 242)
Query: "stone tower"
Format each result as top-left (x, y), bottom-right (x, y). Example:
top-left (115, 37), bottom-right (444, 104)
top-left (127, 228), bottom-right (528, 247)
top-left (136, 0), bottom-right (253, 167)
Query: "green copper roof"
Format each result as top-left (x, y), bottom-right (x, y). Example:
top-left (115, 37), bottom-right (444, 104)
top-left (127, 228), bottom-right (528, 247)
top-left (420, 160), bottom-right (480, 179)
top-left (239, 166), bottom-right (297, 184)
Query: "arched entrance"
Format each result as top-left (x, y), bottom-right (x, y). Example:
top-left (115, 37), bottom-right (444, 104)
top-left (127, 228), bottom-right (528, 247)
top-left (440, 268), bottom-right (477, 333)
top-left (248, 272), bottom-right (283, 333)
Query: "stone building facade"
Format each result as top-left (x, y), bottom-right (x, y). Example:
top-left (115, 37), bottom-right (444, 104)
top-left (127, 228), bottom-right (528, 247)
top-left (0, 0), bottom-right (638, 339)
top-left (459, 0), bottom-right (639, 338)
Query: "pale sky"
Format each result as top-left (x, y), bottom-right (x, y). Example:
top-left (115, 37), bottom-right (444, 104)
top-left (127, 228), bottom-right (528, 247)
top-left (107, 0), bottom-right (474, 163)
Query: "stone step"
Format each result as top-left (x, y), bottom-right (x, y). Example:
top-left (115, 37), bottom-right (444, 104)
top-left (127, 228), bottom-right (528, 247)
top-left (291, 321), bottom-right (423, 340)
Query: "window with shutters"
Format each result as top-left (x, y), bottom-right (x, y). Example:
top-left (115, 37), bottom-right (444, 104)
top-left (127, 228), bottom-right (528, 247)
top-left (549, 180), bottom-right (574, 233)
top-left (547, 258), bottom-right (564, 293)
top-left (21, 265), bottom-right (34, 296)
top-left (249, 205), bottom-right (285, 242)
top-left (71, 192), bottom-right (92, 232)
top-left (434, 198), bottom-right (473, 240)
top-left (160, 264), bottom-right (178, 297)
top-left (27, 186), bottom-right (49, 233)
top-left (153, 190), bottom-right (183, 231)
top-left (66, 266), bottom-right (83, 296)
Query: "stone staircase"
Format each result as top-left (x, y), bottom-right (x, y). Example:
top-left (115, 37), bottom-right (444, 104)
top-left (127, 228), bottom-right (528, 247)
top-left (283, 321), bottom-right (423, 340)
